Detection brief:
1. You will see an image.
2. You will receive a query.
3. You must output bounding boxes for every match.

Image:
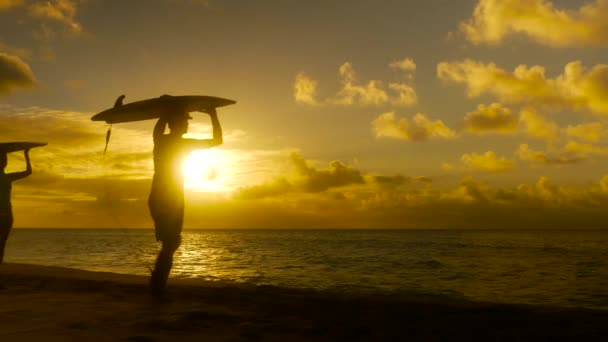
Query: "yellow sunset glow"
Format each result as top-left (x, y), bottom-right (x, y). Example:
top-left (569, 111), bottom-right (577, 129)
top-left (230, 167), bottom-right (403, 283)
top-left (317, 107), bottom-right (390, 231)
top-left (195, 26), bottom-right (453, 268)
top-left (183, 149), bottom-right (230, 192)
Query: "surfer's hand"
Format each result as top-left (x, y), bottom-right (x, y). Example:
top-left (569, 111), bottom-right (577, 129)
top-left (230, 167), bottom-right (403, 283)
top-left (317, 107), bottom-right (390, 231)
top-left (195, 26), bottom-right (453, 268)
top-left (207, 108), bottom-right (217, 116)
top-left (159, 111), bottom-right (171, 121)
top-left (24, 149), bottom-right (30, 156)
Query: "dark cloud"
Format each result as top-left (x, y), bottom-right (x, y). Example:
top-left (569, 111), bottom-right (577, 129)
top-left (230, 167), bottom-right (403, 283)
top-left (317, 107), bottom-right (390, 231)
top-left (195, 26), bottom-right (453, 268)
top-left (415, 176), bottom-right (432, 185)
top-left (291, 152), bottom-right (364, 192)
top-left (0, 53), bottom-right (36, 94)
top-left (370, 174), bottom-right (410, 188)
top-left (235, 153), bottom-right (365, 199)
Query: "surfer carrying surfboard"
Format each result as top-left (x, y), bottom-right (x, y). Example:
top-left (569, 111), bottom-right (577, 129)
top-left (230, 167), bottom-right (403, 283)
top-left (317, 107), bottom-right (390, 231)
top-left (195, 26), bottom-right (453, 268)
top-left (91, 94), bottom-right (233, 296)
top-left (0, 149), bottom-right (32, 264)
top-left (148, 104), bottom-right (223, 296)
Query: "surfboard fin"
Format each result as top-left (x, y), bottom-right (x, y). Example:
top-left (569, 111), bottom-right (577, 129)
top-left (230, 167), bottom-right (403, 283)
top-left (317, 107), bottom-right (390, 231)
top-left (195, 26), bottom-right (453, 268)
top-left (104, 125), bottom-right (112, 156)
top-left (114, 95), bottom-right (125, 108)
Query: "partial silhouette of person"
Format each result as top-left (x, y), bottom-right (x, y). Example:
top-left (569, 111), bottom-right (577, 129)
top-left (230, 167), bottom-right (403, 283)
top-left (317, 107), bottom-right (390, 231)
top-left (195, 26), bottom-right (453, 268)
top-left (0, 149), bottom-right (32, 264)
top-left (148, 105), bottom-right (222, 296)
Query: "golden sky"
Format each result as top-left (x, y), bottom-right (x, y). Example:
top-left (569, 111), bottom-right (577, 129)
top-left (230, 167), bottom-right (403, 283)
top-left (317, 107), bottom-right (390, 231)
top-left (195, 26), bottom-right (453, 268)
top-left (1, 0), bottom-right (608, 228)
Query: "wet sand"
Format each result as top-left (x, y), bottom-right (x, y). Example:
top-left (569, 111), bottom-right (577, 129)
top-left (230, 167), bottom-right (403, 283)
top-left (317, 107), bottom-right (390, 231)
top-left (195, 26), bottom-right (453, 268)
top-left (0, 263), bottom-right (606, 341)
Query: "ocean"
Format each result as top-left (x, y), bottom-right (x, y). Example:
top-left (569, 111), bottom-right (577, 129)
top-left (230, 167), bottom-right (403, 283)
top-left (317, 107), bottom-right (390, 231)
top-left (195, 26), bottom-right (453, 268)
top-left (5, 229), bottom-right (608, 310)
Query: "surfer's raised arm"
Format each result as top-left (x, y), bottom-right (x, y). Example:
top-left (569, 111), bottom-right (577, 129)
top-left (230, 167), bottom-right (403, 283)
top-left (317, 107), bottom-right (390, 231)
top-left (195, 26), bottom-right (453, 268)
top-left (209, 108), bottom-right (223, 146)
top-left (185, 108), bottom-right (223, 149)
top-left (153, 116), bottom-right (169, 143)
top-left (7, 149), bottom-right (32, 182)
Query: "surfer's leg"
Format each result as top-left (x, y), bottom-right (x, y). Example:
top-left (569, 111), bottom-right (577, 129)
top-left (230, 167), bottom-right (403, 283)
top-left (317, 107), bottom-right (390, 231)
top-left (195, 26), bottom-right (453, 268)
top-left (151, 232), bottom-right (181, 296)
top-left (150, 208), bottom-right (183, 296)
top-left (0, 216), bottom-right (13, 264)
top-left (148, 196), bottom-right (184, 296)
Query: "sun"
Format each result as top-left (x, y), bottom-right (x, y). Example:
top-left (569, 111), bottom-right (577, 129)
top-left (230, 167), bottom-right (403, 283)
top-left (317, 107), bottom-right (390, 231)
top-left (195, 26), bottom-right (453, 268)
top-left (182, 149), bottom-right (230, 192)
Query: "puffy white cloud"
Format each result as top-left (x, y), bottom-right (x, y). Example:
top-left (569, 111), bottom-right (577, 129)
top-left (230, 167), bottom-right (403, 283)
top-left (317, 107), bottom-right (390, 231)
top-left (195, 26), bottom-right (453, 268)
top-left (372, 112), bottom-right (456, 141)
top-left (294, 59), bottom-right (418, 107)
top-left (461, 151), bottom-right (515, 173)
top-left (389, 58), bottom-right (416, 72)
top-left (437, 59), bottom-right (608, 115)
top-left (294, 72), bottom-right (318, 105)
top-left (464, 103), bottom-right (518, 134)
top-left (460, 0), bottom-right (608, 47)
top-left (519, 108), bottom-right (559, 141)
top-left (388, 83), bottom-right (417, 106)
top-left (333, 62), bottom-right (390, 105)
top-left (0, 53), bottom-right (37, 94)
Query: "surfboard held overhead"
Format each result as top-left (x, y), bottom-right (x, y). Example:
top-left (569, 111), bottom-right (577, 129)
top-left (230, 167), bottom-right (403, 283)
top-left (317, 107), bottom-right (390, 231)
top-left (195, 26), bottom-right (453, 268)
top-left (0, 142), bottom-right (48, 153)
top-left (91, 94), bottom-right (236, 124)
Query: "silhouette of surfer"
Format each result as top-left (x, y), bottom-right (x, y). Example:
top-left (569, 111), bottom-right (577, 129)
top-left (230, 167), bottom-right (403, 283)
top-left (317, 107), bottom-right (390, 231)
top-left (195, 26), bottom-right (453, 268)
top-left (149, 103), bottom-right (223, 296)
top-left (0, 150), bottom-right (32, 264)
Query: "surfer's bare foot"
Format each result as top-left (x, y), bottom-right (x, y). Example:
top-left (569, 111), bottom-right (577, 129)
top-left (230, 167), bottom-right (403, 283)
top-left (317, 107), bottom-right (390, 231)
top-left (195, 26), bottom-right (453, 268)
top-left (149, 270), bottom-right (168, 300)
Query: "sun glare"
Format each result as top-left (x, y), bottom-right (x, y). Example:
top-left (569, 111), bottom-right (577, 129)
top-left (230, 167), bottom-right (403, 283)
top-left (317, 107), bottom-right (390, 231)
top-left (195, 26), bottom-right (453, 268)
top-left (183, 149), bottom-right (230, 192)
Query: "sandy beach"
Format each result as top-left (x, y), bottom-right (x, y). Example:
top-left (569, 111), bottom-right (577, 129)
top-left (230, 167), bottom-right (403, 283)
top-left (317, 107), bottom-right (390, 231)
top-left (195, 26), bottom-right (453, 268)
top-left (0, 263), bottom-right (606, 341)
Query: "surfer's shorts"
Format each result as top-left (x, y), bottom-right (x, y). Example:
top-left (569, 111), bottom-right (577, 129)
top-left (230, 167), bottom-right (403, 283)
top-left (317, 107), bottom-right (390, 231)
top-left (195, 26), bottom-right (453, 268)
top-left (148, 197), bottom-right (184, 243)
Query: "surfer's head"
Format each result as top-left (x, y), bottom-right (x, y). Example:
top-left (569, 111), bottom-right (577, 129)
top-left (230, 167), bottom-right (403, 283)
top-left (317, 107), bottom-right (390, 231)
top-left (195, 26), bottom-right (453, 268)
top-left (0, 153), bottom-right (6, 170)
top-left (168, 112), bottom-right (190, 135)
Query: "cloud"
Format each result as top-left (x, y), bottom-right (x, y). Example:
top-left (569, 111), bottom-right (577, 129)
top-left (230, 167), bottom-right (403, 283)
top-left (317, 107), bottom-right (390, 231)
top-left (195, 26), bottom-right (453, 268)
top-left (290, 152), bottom-right (365, 192)
top-left (234, 162), bottom-right (608, 229)
top-left (0, 0), bottom-right (22, 10)
top-left (563, 141), bottom-right (608, 156)
top-left (28, 0), bottom-right (82, 33)
top-left (389, 58), bottom-right (416, 72)
top-left (0, 106), bottom-right (103, 147)
top-left (442, 163), bottom-right (455, 172)
top-left (566, 122), bottom-right (605, 143)
top-left (0, 42), bottom-right (30, 59)
top-left (464, 103), bottom-right (518, 134)
top-left (369, 174), bottom-right (411, 188)
top-left (516, 144), bottom-right (584, 165)
top-left (237, 177), bottom-right (292, 200)
top-left (461, 151), bottom-right (515, 173)
top-left (10, 138), bottom-right (608, 229)
top-left (0, 105), bottom-right (157, 179)
top-left (333, 62), bottom-right (389, 105)
top-left (294, 72), bottom-right (318, 105)
top-left (437, 59), bottom-right (608, 115)
top-left (460, 0), bottom-right (608, 47)
top-left (519, 108), bottom-right (559, 140)
top-left (372, 112), bottom-right (456, 141)
top-left (235, 152), bottom-right (365, 199)
top-left (388, 83), bottom-right (417, 106)
top-left (0, 53), bottom-right (37, 94)
top-left (415, 176), bottom-right (433, 185)
top-left (294, 60), bottom-right (418, 107)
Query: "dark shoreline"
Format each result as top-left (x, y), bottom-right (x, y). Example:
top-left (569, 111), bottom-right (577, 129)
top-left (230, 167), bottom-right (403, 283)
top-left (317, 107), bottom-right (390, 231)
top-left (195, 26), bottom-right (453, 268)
top-left (1, 263), bottom-right (606, 341)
